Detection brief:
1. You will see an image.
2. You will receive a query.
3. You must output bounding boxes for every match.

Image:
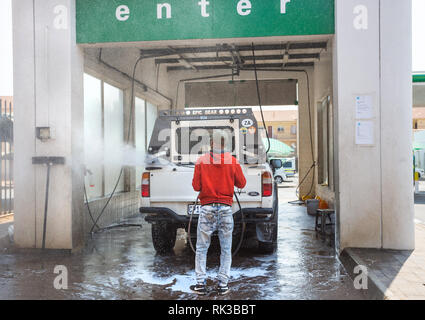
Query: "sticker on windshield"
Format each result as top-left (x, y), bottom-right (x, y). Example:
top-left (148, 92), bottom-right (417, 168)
top-left (248, 126), bottom-right (256, 134)
top-left (240, 127), bottom-right (248, 135)
top-left (241, 119), bottom-right (254, 128)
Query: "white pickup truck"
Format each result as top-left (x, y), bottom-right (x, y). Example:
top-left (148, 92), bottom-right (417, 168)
top-left (139, 108), bottom-right (282, 254)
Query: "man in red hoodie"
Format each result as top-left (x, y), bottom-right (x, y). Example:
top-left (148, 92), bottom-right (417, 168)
top-left (190, 130), bottom-right (246, 295)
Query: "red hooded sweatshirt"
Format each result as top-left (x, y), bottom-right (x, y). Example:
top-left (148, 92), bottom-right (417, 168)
top-left (192, 152), bottom-right (247, 206)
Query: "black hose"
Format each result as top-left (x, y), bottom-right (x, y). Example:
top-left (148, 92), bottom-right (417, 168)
top-left (41, 164), bottom-right (51, 250)
top-left (187, 195), bottom-right (199, 254)
top-left (240, 67), bottom-right (316, 200)
top-left (83, 183), bottom-right (99, 233)
top-left (187, 192), bottom-right (246, 257)
top-left (251, 43), bottom-right (271, 155)
top-left (88, 56), bottom-right (144, 234)
top-left (232, 192), bottom-right (246, 256)
top-left (85, 57), bottom-right (236, 233)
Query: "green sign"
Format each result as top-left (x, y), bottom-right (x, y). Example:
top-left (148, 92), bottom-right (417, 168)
top-left (76, 0), bottom-right (334, 44)
top-left (413, 74), bottom-right (425, 83)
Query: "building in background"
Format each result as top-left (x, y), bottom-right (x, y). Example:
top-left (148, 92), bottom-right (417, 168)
top-left (413, 74), bottom-right (425, 171)
top-left (253, 109), bottom-right (298, 155)
top-left (413, 107), bottom-right (425, 130)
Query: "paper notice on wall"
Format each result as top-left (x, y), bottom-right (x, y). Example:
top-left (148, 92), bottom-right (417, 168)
top-left (355, 95), bottom-right (374, 119)
top-left (356, 121), bottom-right (374, 145)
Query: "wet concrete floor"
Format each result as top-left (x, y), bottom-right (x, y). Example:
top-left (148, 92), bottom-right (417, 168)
top-left (0, 186), bottom-right (364, 300)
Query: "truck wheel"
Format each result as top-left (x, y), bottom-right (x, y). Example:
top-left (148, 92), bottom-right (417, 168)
top-left (258, 241), bottom-right (276, 254)
top-left (151, 222), bottom-right (177, 254)
top-left (258, 184), bottom-right (279, 254)
top-left (258, 224), bottom-right (278, 254)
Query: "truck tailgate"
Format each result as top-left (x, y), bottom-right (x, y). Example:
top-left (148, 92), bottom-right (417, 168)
top-left (149, 167), bottom-right (262, 203)
top-left (237, 168), bottom-right (262, 202)
top-left (150, 169), bottom-right (198, 202)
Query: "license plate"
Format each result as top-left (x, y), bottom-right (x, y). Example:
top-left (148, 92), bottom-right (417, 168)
top-left (188, 204), bottom-right (202, 215)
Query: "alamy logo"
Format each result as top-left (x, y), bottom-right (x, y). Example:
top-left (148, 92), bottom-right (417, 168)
top-left (53, 5), bottom-right (68, 30)
top-left (53, 265), bottom-right (68, 290)
top-left (353, 265), bottom-right (368, 290)
top-left (353, 5), bottom-right (368, 30)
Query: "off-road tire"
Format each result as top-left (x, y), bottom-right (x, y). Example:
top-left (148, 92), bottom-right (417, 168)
top-left (258, 183), bottom-right (279, 254)
top-left (152, 222), bottom-right (177, 254)
top-left (258, 227), bottom-right (277, 254)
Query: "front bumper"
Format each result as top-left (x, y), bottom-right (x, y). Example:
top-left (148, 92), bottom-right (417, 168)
top-left (140, 207), bottom-right (274, 224)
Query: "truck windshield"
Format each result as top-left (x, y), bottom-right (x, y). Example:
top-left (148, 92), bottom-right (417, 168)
top-left (175, 126), bottom-right (236, 156)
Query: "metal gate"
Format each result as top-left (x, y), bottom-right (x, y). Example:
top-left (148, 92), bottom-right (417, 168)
top-left (0, 97), bottom-right (13, 216)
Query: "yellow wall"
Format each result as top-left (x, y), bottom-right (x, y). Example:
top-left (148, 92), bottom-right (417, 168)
top-left (413, 119), bottom-right (425, 130)
top-left (265, 120), bottom-right (297, 148)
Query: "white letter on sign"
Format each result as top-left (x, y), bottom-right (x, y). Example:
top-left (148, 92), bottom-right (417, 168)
top-left (53, 5), bottom-right (68, 30)
top-left (157, 3), bottom-right (172, 19)
top-left (353, 5), bottom-right (368, 30)
top-left (281, 0), bottom-right (291, 14)
top-left (198, 0), bottom-right (210, 18)
top-left (116, 5), bottom-right (130, 21)
top-left (237, 0), bottom-right (251, 16)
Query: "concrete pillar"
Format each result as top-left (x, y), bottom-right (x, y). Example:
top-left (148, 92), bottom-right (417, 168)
top-left (298, 69), bottom-right (316, 199)
top-left (334, 0), bottom-right (414, 251)
top-left (313, 46), bottom-right (335, 203)
top-left (380, 0), bottom-right (414, 249)
top-left (13, 0), bottom-right (85, 249)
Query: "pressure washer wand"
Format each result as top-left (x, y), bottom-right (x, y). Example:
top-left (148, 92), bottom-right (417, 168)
top-left (187, 195), bottom-right (199, 254)
top-left (232, 192), bottom-right (245, 257)
top-left (32, 156), bottom-right (65, 250)
top-left (42, 163), bottom-right (51, 250)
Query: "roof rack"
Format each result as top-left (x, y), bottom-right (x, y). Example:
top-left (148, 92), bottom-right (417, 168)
top-left (160, 108), bottom-right (253, 118)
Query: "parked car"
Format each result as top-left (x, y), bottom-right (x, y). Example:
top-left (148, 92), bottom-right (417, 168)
top-left (282, 157), bottom-right (296, 176)
top-left (273, 166), bottom-right (287, 184)
top-left (269, 157), bottom-right (296, 179)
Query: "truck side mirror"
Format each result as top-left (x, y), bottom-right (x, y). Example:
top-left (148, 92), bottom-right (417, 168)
top-left (270, 159), bottom-right (283, 169)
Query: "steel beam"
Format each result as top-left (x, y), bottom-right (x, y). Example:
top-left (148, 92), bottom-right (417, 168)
top-left (156, 53), bottom-right (319, 65)
top-left (142, 42), bottom-right (327, 57)
top-left (167, 62), bottom-right (314, 71)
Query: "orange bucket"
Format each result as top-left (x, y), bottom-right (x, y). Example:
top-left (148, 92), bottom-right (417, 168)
top-left (318, 199), bottom-right (329, 210)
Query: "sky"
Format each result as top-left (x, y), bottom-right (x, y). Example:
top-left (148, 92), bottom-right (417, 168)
top-left (0, 0), bottom-right (13, 96)
top-left (412, 0), bottom-right (425, 72)
top-left (0, 0), bottom-right (425, 95)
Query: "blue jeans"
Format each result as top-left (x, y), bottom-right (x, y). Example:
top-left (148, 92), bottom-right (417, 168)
top-left (195, 205), bottom-right (234, 285)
